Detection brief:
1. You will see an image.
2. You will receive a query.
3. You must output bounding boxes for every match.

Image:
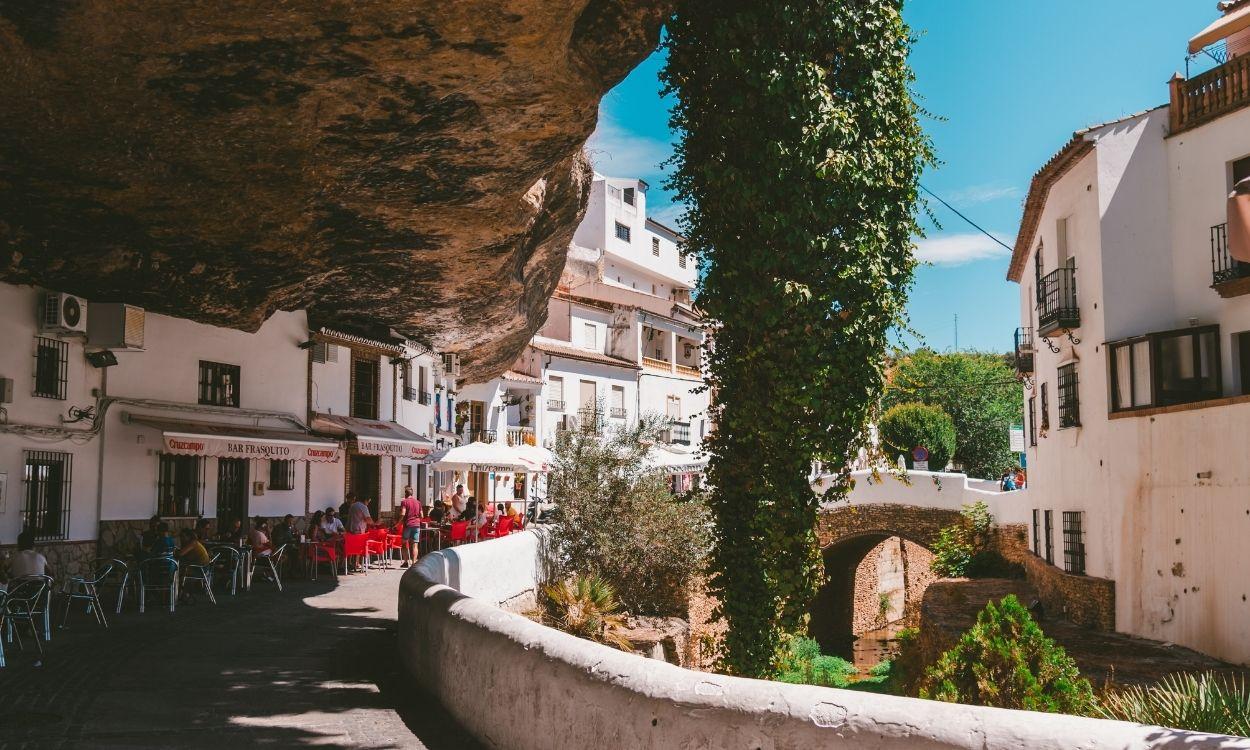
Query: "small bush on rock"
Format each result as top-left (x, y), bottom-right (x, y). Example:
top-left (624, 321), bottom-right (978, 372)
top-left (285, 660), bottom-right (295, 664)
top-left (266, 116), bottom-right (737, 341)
top-left (920, 595), bottom-right (1095, 714)
top-left (540, 574), bottom-right (633, 651)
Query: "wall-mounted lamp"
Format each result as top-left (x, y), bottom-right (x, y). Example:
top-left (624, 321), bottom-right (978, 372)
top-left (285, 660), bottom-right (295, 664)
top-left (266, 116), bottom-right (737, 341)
top-left (85, 350), bottom-right (118, 368)
top-left (297, 340), bottom-right (317, 350)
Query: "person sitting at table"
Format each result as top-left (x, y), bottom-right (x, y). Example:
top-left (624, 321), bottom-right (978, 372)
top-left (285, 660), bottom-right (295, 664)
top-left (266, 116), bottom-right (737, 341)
top-left (272, 514), bottom-right (297, 548)
top-left (176, 528), bottom-right (211, 566)
top-left (308, 511), bottom-right (326, 541)
top-left (249, 516), bottom-right (273, 556)
top-left (505, 503), bottom-right (522, 527)
top-left (194, 517), bottom-right (213, 542)
top-left (320, 507), bottom-right (345, 538)
top-left (460, 497), bottom-right (477, 523)
top-left (138, 514), bottom-right (162, 557)
top-left (8, 530), bottom-right (49, 582)
top-left (148, 522), bottom-right (177, 558)
top-left (347, 493), bottom-right (373, 534)
top-left (428, 501), bottom-right (447, 525)
top-left (218, 517), bottom-right (244, 544)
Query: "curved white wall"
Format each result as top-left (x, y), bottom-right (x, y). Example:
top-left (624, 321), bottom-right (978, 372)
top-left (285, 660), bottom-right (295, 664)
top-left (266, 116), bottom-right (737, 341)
top-left (816, 469), bottom-right (1033, 526)
top-left (398, 530), bottom-right (1249, 749)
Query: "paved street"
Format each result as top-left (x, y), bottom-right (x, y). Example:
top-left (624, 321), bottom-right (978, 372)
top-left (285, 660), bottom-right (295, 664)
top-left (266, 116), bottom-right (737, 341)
top-left (0, 565), bottom-right (482, 749)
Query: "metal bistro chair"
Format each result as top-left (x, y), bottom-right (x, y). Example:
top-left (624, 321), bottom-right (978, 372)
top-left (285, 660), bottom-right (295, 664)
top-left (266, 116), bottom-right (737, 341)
top-left (62, 559), bottom-right (115, 628)
top-left (105, 559), bottom-right (139, 615)
top-left (4, 575), bottom-right (52, 664)
top-left (137, 556), bottom-right (179, 614)
top-left (180, 551), bottom-right (221, 605)
top-left (209, 545), bottom-right (244, 596)
top-left (250, 544), bottom-right (288, 592)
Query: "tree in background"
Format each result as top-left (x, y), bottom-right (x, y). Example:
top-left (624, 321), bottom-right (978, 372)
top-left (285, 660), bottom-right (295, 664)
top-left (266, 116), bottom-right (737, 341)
top-left (663, 0), bottom-right (932, 676)
top-left (883, 349), bottom-right (1022, 479)
top-left (877, 402), bottom-right (956, 470)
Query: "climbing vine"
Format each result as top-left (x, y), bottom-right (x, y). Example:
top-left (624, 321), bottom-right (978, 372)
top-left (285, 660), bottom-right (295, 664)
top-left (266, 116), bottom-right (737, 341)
top-left (662, 0), bottom-right (932, 676)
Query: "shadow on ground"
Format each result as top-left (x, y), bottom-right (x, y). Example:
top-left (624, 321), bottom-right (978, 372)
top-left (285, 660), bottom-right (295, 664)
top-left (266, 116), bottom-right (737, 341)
top-left (0, 566), bottom-right (484, 749)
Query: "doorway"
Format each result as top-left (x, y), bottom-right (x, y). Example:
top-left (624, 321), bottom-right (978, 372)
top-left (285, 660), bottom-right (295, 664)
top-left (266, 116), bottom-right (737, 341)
top-left (216, 458), bottom-right (249, 529)
top-left (350, 454), bottom-right (381, 515)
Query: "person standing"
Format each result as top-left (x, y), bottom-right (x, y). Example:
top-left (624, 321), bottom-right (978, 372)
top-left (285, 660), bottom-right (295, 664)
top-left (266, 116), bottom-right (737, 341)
top-left (450, 484), bottom-right (467, 518)
top-left (397, 486), bottom-right (423, 567)
top-left (347, 494), bottom-right (373, 534)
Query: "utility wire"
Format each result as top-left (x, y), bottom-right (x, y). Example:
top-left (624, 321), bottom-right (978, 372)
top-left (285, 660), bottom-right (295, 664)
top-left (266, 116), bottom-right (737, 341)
top-left (919, 183), bottom-right (1014, 253)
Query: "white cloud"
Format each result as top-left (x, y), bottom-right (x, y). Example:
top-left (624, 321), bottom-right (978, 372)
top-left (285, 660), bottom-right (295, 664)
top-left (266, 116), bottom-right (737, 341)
top-left (647, 201), bottom-right (687, 229)
top-left (945, 183), bottom-right (1020, 208)
top-left (585, 112), bottom-right (673, 180)
top-left (914, 232), bottom-right (1014, 266)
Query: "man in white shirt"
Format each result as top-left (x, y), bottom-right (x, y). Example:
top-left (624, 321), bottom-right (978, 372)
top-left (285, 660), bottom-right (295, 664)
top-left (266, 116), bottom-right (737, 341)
top-left (450, 485), bottom-right (467, 518)
top-left (320, 507), bottom-right (345, 537)
top-left (8, 530), bottom-right (49, 580)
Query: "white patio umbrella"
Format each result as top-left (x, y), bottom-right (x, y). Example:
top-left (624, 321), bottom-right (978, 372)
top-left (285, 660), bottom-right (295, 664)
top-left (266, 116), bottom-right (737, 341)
top-left (431, 441), bottom-right (532, 516)
top-left (513, 443), bottom-right (555, 473)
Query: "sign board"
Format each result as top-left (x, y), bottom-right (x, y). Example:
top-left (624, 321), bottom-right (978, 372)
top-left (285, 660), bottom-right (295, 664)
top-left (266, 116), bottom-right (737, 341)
top-left (355, 437), bottom-right (433, 460)
top-left (911, 446), bottom-right (929, 462)
top-left (913, 460), bottom-right (929, 471)
top-left (1009, 425), bottom-right (1026, 453)
top-left (163, 434), bottom-right (341, 463)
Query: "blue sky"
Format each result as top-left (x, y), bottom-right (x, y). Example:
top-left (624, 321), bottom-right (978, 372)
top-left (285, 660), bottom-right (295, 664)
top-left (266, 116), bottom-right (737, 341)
top-left (588, 0), bottom-right (1217, 352)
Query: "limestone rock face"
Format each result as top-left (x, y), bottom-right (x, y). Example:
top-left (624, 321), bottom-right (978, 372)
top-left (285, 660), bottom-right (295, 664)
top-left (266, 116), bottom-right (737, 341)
top-left (0, 0), bottom-right (670, 381)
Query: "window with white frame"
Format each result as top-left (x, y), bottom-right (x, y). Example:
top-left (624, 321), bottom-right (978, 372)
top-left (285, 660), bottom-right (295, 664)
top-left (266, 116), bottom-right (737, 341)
top-left (610, 385), bottom-right (626, 418)
top-left (614, 222), bottom-right (631, 242)
top-left (583, 322), bottom-right (597, 350)
top-left (548, 376), bottom-right (564, 410)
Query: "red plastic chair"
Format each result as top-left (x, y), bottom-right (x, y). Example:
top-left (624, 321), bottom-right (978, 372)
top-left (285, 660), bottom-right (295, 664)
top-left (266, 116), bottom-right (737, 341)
top-left (343, 533), bottom-right (368, 574)
top-left (489, 517), bottom-right (513, 539)
top-left (307, 543), bottom-right (339, 581)
top-left (386, 524), bottom-right (406, 562)
top-left (365, 528), bottom-right (388, 569)
top-left (448, 521), bottom-right (470, 546)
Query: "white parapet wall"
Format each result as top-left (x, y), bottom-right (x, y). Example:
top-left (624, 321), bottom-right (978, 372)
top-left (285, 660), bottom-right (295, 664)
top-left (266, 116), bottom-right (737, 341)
top-left (398, 529), bottom-right (1249, 749)
top-left (815, 469), bottom-right (1034, 526)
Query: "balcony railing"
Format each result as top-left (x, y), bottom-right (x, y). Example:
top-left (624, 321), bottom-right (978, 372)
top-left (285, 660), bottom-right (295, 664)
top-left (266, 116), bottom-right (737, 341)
top-left (609, 406), bottom-right (627, 419)
top-left (506, 426), bottom-right (536, 447)
top-left (1210, 222), bottom-right (1250, 292)
top-left (546, 399), bottom-right (565, 411)
top-left (418, 391), bottom-right (432, 405)
top-left (1037, 267), bottom-right (1079, 336)
top-left (675, 363), bottom-right (701, 378)
top-left (1169, 54), bottom-right (1250, 135)
top-left (664, 420), bottom-right (692, 446)
top-left (1014, 327), bottom-right (1034, 374)
top-left (469, 429), bottom-right (496, 444)
top-left (642, 356), bottom-right (671, 371)
top-left (403, 386), bottom-right (417, 402)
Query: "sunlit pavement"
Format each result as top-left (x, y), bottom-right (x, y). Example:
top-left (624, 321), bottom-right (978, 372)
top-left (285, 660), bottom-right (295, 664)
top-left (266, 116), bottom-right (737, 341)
top-left (0, 565), bottom-right (482, 749)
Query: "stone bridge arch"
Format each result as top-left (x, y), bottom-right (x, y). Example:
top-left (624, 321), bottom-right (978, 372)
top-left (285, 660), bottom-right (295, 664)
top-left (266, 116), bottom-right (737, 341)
top-left (808, 503), bottom-right (963, 657)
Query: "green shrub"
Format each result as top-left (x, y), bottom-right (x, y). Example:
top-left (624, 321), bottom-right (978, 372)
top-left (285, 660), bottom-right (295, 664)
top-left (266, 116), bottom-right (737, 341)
top-left (930, 525), bottom-right (974, 578)
top-left (776, 636), bottom-right (857, 688)
top-left (878, 402), bottom-right (955, 470)
top-left (1098, 672), bottom-right (1250, 736)
top-left (547, 411), bottom-right (711, 615)
top-left (541, 574), bottom-right (633, 651)
top-left (930, 501), bottom-right (1012, 578)
top-left (920, 595), bottom-right (1096, 714)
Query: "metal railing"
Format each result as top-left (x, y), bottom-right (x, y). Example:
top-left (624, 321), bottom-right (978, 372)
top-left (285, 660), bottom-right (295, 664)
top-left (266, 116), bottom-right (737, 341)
top-left (469, 429), bottom-right (496, 444)
top-left (1037, 267), bottom-right (1079, 335)
top-left (506, 426), bottom-right (536, 447)
top-left (1014, 326), bottom-right (1034, 374)
top-left (1169, 54), bottom-right (1250, 135)
top-left (1210, 222), bottom-right (1250, 286)
top-left (418, 391), bottom-right (432, 405)
top-left (403, 386), bottom-right (417, 401)
top-left (609, 406), bottom-right (627, 419)
top-left (664, 420), bottom-right (692, 446)
top-left (546, 399), bottom-right (565, 411)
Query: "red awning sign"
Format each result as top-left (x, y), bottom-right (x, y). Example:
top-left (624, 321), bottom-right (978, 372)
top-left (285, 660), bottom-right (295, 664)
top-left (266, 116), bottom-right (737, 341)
top-left (161, 432), bottom-right (341, 463)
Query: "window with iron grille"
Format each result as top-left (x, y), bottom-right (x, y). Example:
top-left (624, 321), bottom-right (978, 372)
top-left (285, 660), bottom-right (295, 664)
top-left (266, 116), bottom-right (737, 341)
top-left (269, 459), bottom-right (296, 491)
top-left (652, 237), bottom-right (660, 256)
top-left (402, 360), bottom-right (416, 401)
top-left (1027, 396), bottom-right (1037, 446)
top-left (23, 451), bottom-right (71, 540)
top-left (1057, 363), bottom-right (1080, 428)
top-left (351, 355), bottom-right (379, 419)
top-left (157, 453), bottom-right (203, 517)
top-left (198, 361), bottom-right (240, 407)
top-left (33, 336), bottom-right (68, 400)
top-left (1062, 511), bottom-right (1086, 575)
top-left (1043, 510), bottom-right (1054, 564)
top-left (1040, 383), bottom-right (1050, 430)
top-left (1031, 509), bottom-right (1041, 555)
top-left (614, 222), bottom-right (631, 242)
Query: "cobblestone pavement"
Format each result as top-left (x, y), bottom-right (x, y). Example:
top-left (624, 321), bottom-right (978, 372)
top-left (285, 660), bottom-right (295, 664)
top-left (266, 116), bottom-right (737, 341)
top-left (0, 564), bottom-right (484, 749)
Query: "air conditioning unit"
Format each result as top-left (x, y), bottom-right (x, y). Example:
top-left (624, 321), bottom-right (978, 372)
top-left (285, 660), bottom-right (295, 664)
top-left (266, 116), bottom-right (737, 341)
top-left (40, 292), bottom-right (88, 335)
top-left (88, 303), bottom-right (145, 350)
top-left (441, 353), bottom-right (461, 379)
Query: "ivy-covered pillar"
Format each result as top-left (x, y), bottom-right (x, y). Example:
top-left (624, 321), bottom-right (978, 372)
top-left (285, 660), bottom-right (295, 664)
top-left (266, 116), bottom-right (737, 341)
top-left (662, 0), bottom-right (932, 676)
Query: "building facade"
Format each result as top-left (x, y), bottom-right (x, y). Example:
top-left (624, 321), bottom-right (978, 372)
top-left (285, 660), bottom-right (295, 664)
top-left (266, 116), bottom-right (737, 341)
top-left (1010, 3), bottom-right (1250, 664)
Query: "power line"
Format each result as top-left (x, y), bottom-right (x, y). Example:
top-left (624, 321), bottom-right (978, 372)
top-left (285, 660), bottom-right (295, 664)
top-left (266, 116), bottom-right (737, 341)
top-left (919, 183), bottom-right (1014, 253)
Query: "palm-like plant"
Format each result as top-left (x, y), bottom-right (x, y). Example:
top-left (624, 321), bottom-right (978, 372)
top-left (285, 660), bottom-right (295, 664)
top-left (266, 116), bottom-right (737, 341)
top-left (1098, 672), bottom-right (1250, 736)
top-left (542, 574), bottom-right (634, 651)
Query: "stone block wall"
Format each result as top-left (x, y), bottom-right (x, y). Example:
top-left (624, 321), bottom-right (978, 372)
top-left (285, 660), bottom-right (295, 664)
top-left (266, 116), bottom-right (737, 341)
top-left (1020, 552), bottom-right (1115, 630)
top-left (0, 539), bottom-right (98, 579)
top-left (684, 575), bottom-right (724, 671)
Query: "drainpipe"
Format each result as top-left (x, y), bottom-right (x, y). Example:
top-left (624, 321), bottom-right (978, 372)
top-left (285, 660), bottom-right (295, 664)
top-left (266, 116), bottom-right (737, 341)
top-left (305, 341), bottom-right (313, 515)
top-left (95, 366), bottom-right (108, 552)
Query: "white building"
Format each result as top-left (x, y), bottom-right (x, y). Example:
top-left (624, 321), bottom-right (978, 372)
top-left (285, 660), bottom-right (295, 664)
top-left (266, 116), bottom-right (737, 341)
top-left (459, 174), bottom-right (710, 496)
top-left (1010, 2), bottom-right (1250, 664)
top-left (0, 279), bottom-right (456, 571)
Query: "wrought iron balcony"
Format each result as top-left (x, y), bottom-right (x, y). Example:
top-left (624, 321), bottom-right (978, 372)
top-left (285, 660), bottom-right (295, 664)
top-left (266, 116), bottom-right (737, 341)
top-left (546, 399), bottom-right (565, 411)
top-left (1037, 267), bottom-right (1079, 337)
top-left (610, 406), bottom-right (627, 419)
top-left (418, 391), bottom-right (433, 405)
top-left (1014, 327), bottom-right (1034, 374)
top-left (402, 386), bottom-right (417, 401)
top-left (664, 420), bottom-right (692, 446)
top-left (1210, 223), bottom-right (1250, 295)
